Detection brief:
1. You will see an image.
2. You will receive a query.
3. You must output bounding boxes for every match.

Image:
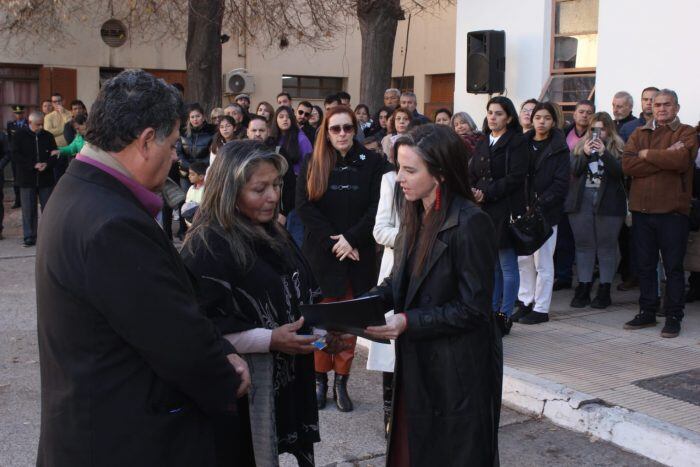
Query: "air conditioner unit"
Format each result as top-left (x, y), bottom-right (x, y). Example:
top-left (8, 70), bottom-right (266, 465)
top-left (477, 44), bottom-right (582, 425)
top-left (224, 68), bottom-right (255, 95)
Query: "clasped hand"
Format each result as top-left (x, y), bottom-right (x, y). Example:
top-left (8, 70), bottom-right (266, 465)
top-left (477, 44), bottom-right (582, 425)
top-left (331, 234), bottom-right (359, 261)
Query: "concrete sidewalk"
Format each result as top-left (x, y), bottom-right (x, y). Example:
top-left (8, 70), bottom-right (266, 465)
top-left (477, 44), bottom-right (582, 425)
top-left (500, 284), bottom-right (700, 466)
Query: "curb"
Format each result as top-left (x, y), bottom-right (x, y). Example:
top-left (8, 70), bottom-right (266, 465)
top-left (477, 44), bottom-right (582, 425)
top-left (502, 366), bottom-right (700, 467)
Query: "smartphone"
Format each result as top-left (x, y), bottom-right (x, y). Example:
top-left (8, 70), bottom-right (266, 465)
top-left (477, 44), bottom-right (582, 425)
top-left (591, 127), bottom-right (602, 141)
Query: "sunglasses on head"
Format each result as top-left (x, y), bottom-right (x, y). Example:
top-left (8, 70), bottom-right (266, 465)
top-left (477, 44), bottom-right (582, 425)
top-left (297, 109), bottom-right (311, 117)
top-left (328, 124), bottom-right (355, 135)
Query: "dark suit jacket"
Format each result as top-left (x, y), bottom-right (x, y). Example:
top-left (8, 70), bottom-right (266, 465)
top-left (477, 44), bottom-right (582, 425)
top-left (35, 160), bottom-right (241, 467)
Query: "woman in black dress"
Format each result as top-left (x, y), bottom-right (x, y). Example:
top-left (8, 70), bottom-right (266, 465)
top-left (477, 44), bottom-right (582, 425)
top-left (366, 124), bottom-right (502, 467)
top-left (182, 140), bottom-right (327, 466)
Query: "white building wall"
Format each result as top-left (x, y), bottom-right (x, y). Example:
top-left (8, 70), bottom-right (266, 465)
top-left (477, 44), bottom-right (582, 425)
top-left (596, 0), bottom-right (699, 125)
top-left (455, 0), bottom-right (700, 126)
top-left (454, 0), bottom-right (551, 124)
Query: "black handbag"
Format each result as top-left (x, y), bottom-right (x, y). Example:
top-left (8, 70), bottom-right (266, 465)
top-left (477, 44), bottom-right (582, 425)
top-left (508, 202), bottom-right (553, 256)
top-left (505, 147), bottom-right (553, 256)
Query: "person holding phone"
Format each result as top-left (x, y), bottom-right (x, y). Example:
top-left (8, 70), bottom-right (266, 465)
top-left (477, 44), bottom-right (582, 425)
top-left (565, 112), bottom-right (627, 308)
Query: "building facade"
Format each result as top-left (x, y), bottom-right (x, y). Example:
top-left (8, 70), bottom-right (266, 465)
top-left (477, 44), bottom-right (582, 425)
top-left (454, 0), bottom-right (699, 125)
top-left (0, 2), bottom-right (457, 132)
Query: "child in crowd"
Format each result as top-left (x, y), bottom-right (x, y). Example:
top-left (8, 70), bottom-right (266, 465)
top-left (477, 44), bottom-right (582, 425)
top-left (181, 161), bottom-right (207, 226)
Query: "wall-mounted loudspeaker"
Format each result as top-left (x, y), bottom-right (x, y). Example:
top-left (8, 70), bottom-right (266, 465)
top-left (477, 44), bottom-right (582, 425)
top-left (467, 30), bottom-right (505, 94)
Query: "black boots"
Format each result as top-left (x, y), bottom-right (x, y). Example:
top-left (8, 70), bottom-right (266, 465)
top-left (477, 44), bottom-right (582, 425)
top-left (570, 282), bottom-right (592, 308)
top-left (333, 374), bottom-right (354, 412)
top-left (315, 372), bottom-right (328, 409)
top-left (591, 283), bottom-right (612, 309)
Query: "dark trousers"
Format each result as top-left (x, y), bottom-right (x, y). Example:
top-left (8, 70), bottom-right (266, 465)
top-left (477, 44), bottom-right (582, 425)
top-left (20, 186), bottom-right (52, 242)
top-left (554, 214), bottom-right (575, 282)
top-left (11, 161), bottom-right (21, 206)
top-left (618, 223), bottom-right (637, 280)
top-left (632, 212), bottom-right (689, 319)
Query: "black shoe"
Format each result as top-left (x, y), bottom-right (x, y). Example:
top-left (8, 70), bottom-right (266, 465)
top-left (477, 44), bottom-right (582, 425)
top-left (553, 279), bottom-right (572, 291)
top-left (511, 302), bottom-right (533, 323)
top-left (495, 312), bottom-right (512, 336)
top-left (570, 282), bottom-right (592, 308)
top-left (660, 316), bottom-right (681, 338)
top-left (22, 239), bottom-right (35, 248)
top-left (519, 312), bottom-right (549, 325)
top-left (623, 311), bottom-right (657, 330)
top-left (591, 283), bottom-right (612, 309)
top-left (333, 374), bottom-right (354, 412)
top-left (315, 372), bottom-right (328, 409)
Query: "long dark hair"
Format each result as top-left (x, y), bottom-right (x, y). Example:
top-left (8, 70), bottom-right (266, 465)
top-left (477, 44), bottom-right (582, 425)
top-left (184, 140), bottom-right (289, 272)
top-left (210, 115), bottom-right (237, 155)
top-left (482, 96), bottom-right (522, 135)
top-left (271, 105), bottom-right (303, 164)
top-left (394, 124), bottom-right (475, 275)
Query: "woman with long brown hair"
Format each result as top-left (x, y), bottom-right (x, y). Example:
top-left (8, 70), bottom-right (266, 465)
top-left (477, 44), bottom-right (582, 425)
top-left (296, 106), bottom-right (385, 412)
top-left (365, 124), bottom-right (502, 466)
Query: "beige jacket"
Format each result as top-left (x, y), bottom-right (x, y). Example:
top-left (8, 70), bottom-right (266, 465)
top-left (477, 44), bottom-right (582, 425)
top-left (44, 108), bottom-right (72, 147)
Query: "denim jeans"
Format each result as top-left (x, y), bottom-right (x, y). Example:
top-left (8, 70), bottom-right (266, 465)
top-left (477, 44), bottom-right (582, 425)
top-left (493, 248), bottom-right (520, 317)
top-left (20, 186), bottom-right (52, 242)
top-left (632, 212), bottom-right (689, 319)
top-left (286, 209), bottom-right (304, 248)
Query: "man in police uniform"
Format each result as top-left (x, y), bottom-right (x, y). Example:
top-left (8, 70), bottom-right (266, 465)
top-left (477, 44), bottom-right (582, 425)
top-left (6, 105), bottom-right (28, 208)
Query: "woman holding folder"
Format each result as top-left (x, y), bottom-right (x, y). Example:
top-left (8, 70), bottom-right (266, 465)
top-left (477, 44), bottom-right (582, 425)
top-left (365, 124), bottom-right (503, 467)
top-left (296, 106), bottom-right (385, 412)
top-left (182, 140), bottom-right (329, 466)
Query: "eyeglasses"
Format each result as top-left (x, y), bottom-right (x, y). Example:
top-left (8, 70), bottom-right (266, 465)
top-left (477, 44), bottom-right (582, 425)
top-left (298, 110), bottom-right (311, 117)
top-left (51, 99), bottom-right (62, 103)
top-left (328, 124), bottom-right (355, 135)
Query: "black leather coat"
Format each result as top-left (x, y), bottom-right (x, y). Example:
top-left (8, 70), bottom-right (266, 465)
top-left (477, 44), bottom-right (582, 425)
top-left (372, 196), bottom-right (502, 467)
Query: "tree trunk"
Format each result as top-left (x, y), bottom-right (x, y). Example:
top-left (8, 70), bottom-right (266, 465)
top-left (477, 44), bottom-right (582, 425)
top-left (357, 0), bottom-right (404, 114)
top-left (186, 0), bottom-right (223, 114)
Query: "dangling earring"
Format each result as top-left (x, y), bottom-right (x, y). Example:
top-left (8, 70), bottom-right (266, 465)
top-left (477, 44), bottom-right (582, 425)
top-left (434, 184), bottom-right (442, 211)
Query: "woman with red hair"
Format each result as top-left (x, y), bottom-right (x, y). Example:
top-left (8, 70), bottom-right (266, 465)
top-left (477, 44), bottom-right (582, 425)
top-left (296, 106), bottom-right (385, 412)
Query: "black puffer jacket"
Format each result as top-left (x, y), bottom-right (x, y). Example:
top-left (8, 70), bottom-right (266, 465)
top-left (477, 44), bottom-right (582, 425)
top-left (524, 128), bottom-right (570, 226)
top-left (469, 129), bottom-right (528, 249)
top-left (176, 123), bottom-right (216, 169)
top-left (295, 142), bottom-right (384, 298)
top-left (11, 127), bottom-right (57, 188)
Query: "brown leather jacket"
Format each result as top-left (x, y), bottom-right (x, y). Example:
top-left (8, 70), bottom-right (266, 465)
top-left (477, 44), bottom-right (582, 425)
top-left (622, 118), bottom-right (698, 215)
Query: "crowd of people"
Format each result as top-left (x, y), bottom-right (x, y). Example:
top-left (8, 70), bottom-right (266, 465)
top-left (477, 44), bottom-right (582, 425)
top-left (4, 68), bottom-right (698, 466)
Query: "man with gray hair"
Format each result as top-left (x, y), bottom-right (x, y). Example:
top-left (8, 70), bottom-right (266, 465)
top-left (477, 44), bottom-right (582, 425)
top-left (383, 87), bottom-right (400, 110)
top-left (612, 90), bottom-right (636, 129)
top-left (35, 69), bottom-right (250, 466)
top-left (622, 89), bottom-right (699, 338)
top-left (11, 110), bottom-right (56, 247)
top-left (400, 91), bottom-right (430, 125)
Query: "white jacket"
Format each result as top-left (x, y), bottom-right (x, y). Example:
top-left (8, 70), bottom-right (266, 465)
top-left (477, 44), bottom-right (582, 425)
top-left (367, 170), bottom-right (399, 372)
